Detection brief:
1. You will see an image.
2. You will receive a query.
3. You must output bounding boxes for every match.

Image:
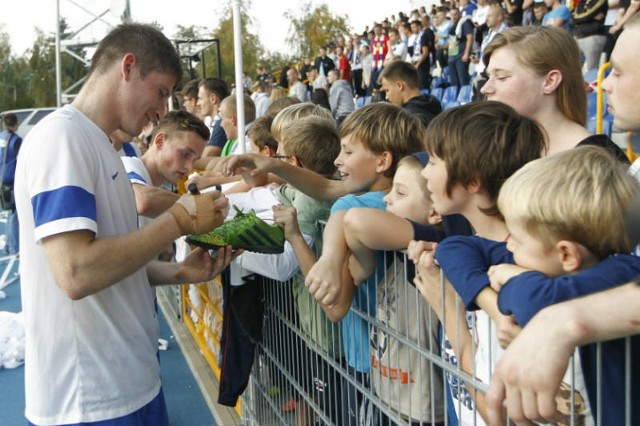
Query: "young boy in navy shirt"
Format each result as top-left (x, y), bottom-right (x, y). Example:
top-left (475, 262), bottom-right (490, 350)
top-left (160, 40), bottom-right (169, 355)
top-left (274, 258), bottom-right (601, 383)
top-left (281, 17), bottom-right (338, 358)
top-left (489, 146), bottom-right (640, 424)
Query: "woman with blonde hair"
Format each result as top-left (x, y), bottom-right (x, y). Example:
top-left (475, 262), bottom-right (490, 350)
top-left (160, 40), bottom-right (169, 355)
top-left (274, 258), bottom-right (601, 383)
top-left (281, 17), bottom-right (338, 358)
top-left (481, 25), bottom-right (627, 161)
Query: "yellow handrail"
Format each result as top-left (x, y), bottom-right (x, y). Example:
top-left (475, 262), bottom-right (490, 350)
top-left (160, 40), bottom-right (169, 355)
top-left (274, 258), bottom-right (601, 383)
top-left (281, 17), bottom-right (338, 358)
top-left (595, 62), bottom-right (610, 135)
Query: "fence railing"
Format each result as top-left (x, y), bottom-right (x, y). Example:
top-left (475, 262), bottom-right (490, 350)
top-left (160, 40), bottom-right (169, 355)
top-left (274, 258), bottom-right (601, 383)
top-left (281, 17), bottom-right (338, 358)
top-left (178, 234), bottom-right (636, 425)
top-left (235, 249), bottom-right (636, 426)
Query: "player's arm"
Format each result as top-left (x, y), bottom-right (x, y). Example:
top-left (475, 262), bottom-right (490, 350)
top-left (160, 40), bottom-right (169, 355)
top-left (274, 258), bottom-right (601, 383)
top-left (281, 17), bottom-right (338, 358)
top-left (43, 192), bottom-right (227, 300)
top-left (132, 183), bottom-right (179, 217)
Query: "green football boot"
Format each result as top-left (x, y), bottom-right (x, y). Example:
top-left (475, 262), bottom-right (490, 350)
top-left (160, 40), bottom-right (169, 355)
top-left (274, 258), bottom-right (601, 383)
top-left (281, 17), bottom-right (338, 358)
top-left (186, 205), bottom-right (285, 254)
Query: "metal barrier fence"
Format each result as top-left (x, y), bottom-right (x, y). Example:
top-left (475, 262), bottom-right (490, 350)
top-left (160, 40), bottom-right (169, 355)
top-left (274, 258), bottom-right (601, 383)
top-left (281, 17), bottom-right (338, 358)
top-left (236, 249), bottom-right (637, 426)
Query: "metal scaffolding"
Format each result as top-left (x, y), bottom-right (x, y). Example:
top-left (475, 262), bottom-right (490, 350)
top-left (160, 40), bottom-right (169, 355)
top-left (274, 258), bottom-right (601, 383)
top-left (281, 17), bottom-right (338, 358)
top-left (54, 0), bottom-right (129, 106)
top-left (54, 1), bottom-right (223, 107)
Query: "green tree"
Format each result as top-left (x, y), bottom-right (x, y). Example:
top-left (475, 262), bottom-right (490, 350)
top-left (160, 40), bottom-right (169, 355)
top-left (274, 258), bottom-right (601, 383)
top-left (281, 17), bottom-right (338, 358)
top-left (27, 29), bottom-right (59, 107)
top-left (0, 26), bottom-right (19, 110)
top-left (7, 56), bottom-right (31, 110)
top-left (0, 25), bottom-right (42, 111)
top-left (25, 19), bottom-right (87, 107)
top-left (285, 3), bottom-right (350, 59)
top-left (0, 18), bottom-right (89, 108)
top-left (207, 0), bottom-right (263, 87)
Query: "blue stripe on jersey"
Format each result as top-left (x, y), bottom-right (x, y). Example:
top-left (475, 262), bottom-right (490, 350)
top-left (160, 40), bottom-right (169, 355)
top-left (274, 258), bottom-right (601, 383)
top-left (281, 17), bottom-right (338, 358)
top-left (127, 171), bottom-right (148, 184)
top-left (32, 185), bottom-right (97, 227)
top-left (122, 143), bottom-right (137, 157)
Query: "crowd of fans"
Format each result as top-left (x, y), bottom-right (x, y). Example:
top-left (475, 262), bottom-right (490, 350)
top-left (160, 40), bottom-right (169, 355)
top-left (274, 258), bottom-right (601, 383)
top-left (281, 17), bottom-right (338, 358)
top-left (232, 0), bottom-right (637, 123)
top-left (11, 1), bottom-right (640, 425)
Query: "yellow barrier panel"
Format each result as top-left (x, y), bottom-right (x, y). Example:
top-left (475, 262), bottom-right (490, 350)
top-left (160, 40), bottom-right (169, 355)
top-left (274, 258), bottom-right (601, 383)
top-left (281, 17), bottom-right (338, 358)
top-left (182, 278), bottom-right (243, 416)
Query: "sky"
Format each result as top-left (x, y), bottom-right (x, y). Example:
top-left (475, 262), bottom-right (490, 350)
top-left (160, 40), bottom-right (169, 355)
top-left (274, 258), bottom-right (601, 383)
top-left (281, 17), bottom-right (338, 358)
top-left (1, 0), bottom-right (424, 57)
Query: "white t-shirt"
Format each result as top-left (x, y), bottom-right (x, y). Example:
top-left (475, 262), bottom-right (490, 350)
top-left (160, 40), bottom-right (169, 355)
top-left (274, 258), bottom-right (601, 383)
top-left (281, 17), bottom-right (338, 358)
top-left (312, 75), bottom-right (328, 91)
top-left (16, 106), bottom-right (160, 425)
top-left (472, 5), bottom-right (490, 26)
top-left (443, 311), bottom-right (489, 426)
top-left (253, 92), bottom-right (271, 119)
top-left (121, 156), bottom-right (153, 228)
top-left (225, 185), bottom-right (280, 219)
top-left (288, 81), bottom-right (308, 102)
top-left (121, 156), bottom-right (151, 187)
top-left (386, 41), bottom-right (408, 63)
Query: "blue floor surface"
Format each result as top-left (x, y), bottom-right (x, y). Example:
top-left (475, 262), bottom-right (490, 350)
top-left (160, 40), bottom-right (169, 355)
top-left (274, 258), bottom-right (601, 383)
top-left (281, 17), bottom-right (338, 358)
top-left (0, 260), bottom-right (215, 426)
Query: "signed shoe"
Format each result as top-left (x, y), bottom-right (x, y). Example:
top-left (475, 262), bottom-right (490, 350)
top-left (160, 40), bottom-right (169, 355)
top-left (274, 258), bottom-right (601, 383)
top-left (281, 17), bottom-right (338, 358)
top-left (186, 205), bottom-right (285, 254)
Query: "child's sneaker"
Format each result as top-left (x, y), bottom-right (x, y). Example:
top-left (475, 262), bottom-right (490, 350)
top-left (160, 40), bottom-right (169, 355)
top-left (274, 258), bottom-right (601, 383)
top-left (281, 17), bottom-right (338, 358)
top-left (186, 205), bottom-right (285, 254)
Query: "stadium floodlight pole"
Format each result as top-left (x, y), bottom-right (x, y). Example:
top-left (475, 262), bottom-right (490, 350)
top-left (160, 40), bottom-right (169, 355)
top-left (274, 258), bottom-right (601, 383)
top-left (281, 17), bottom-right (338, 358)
top-left (232, 0), bottom-right (246, 153)
top-left (55, 0), bottom-right (63, 107)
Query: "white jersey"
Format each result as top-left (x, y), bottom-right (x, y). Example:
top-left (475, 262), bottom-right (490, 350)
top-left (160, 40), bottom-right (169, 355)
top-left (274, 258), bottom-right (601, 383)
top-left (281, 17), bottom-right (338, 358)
top-left (443, 311), bottom-right (491, 426)
top-left (15, 105), bottom-right (160, 425)
top-left (121, 156), bottom-right (153, 228)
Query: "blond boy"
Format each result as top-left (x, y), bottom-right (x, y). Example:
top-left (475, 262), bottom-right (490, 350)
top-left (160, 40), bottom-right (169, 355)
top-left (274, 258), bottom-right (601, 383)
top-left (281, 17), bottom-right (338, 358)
top-left (489, 146), bottom-right (640, 425)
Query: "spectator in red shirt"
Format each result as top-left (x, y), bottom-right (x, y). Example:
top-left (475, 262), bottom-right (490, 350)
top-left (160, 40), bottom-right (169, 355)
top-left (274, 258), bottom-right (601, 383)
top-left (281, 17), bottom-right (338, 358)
top-left (336, 46), bottom-right (351, 82)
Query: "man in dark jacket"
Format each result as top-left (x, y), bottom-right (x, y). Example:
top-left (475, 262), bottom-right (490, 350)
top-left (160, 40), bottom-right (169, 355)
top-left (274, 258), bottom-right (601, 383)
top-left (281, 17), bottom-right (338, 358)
top-left (379, 60), bottom-right (442, 128)
top-left (313, 46), bottom-right (336, 78)
top-left (572, 0), bottom-right (608, 72)
top-left (0, 113), bottom-right (22, 254)
top-left (380, 60), bottom-right (472, 238)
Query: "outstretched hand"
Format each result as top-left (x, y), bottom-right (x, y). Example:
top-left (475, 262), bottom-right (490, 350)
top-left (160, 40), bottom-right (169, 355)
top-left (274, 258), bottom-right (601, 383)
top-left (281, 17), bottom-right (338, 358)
top-left (177, 246), bottom-right (242, 283)
top-left (272, 204), bottom-right (302, 242)
top-left (223, 153), bottom-right (278, 178)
